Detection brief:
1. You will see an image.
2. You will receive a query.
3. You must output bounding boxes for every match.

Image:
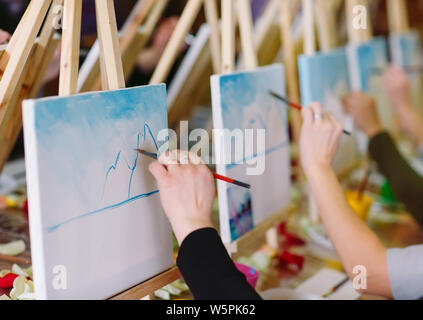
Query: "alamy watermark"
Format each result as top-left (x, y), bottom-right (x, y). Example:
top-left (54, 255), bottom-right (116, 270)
top-left (352, 5), bottom-right (368, 30)
top-left (156, 121), bottom-right (268, 176)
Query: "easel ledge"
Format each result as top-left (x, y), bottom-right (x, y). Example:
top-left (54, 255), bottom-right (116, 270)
top-left (110, 266), bottom-right (181, 300)
top-left (230, 204), bottom-right (298, 259)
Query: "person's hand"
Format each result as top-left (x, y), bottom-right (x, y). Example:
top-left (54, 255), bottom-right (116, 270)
top-left (0, 29), bottom-right (11, 44)
top-left (382, 65), bottom-right (412, 110)
top-left (342, 92), bottom-right (383, 138)
top-left (300, 103), bottom-right (343, 176)
top-left (149, 150), bottom-right (215, 244)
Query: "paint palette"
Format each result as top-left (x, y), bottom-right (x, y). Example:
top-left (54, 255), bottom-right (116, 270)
top-left (23, 85), bottom-right (173, 299)
top-left (211, 64), bottom-right (291, 243)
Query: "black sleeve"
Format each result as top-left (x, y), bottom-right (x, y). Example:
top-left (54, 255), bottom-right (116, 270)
top-left (369, 132), bottom-right (423, 226)
top-left (176, 228), bottom-right (262, 300)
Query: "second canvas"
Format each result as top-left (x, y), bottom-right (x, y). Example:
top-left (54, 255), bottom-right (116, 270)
top-left (211, 64), bottom-right (291, 243)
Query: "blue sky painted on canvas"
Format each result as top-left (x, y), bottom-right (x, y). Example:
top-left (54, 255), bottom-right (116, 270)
top-left (353, 37), bottom-right (388, 91)
top-left (218, 64), bottom-right (288, 132)
top-left (30, 85), bottom-right (167, 232)
top-left (394, 32), bottom-right (423, 67)
top-left (298, 48), bottom-right (351, 105)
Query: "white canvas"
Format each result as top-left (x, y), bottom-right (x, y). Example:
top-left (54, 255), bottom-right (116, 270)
top-left (211, 64), bottom-right (291, 243)
top-left (22, 85), bottom-right (173, 299)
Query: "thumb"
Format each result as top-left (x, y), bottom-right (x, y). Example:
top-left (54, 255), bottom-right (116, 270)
top-left (149, 161), bottom-right (169, 184)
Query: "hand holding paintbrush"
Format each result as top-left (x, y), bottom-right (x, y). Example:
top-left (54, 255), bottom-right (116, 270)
top-left (269, 91), bottom-right (352, 136)
top-left (146, 150), bottom-right (216, 244)
top-left (136, 149), bottom-right (251, 189)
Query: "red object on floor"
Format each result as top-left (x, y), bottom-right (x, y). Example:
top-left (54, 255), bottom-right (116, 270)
top-left (278, 251), bottom-right (305, 271)
top-left (0, 273), bottom-right (19, 289)
top-left (277, 222), bottom-right (306, 248)
top-left (23, 199), bottom-right (29, 216)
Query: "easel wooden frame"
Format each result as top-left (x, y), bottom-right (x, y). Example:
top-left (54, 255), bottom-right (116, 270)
top-left (280, 0), bottom-right (302, 162)
top-left (166, 0), bottom-right (303, 128)
top-left (78, 0), bottom-right (162, 93)
top-left (0, 0), bottom-right (62, 172)
top-left (387, 0), bottom-right (409, 35)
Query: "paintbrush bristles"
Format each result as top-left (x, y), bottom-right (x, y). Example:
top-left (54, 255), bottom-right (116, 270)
top-left (269, 90), bottom-right (351, 136)
top-left (135, 149), bottom-right (158, 160)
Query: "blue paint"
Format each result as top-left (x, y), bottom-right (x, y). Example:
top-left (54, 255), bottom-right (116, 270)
top-left (47, 190), bottom-right (159, 232)
top-left (51, 122), bottom-right (162, 233)
top-left (348, 37), bottom-right (388, 91)
top-left (298, 48), bottom-right (351, 105)
top-left (226, 140), bottom-right (289, 170)
top-left (101, 151), bottom-right (121, 199)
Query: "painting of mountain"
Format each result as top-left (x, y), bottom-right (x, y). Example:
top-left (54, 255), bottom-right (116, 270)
top-left (298, 48), bottom-right (358, 172)
top-left (22, 85), bottom-right (173, 299)
top-left (211, 64), bottom-right (291, 243)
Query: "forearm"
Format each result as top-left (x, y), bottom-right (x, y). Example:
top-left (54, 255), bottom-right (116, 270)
top-left (369, 132), bottom-right (423, 225)
top-left (396, 104), bottom-right (423, 145)
top-left (307, 165), bottom-right (391, 297)
top-left (176, 228), bottom-right (262, 300)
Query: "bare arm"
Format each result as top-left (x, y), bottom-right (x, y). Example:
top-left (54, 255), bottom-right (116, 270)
top-left (382, 66), bottom-right (423, 146)
top-left (301, 103), bottom-right (392, 298)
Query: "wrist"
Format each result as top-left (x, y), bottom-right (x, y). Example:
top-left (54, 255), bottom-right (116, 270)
top-left (171, 217), bottom-right (214, 245)
top-left (304, 162), bottom-right (334, 181)
top-left (365, 124), bottom-right (383, 139)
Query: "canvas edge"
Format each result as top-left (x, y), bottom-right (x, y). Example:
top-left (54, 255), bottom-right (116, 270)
top-left (22, 99), bottom-right (48, 300)
top-left (210, 74), bottom-right (231, 244)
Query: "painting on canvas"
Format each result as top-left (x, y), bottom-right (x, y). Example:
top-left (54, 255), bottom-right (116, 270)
top-left (346, 37), bottom-right (394, 134)
top-left (22, 85), bottom-right (173, 299)
top-left (211, 64), bottom-right (291, 243)
top-left (298, 48), bottom-right (358, 172)
top-left (390, 31), bottom-right (423, 117)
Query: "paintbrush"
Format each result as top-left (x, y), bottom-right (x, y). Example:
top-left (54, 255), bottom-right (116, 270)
top-left (322, 276), bottom-right (349, 298)
top-left (135, 149), bottom-right (251, 189)
top-left (357, 167), bottom-right (372, 201)
top-left (0, 253), bottom-right (31, 265)
top-left (269, 91), bottom-right (352, 136)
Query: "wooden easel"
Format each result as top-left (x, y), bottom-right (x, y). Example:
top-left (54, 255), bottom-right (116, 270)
top-left (167, 0), bottom-right (303, 129)
top-left (78, 0), bottom-right (167, 93)
top-left (387, 0), bottom-right (409, 35)
top-left (161, 0), bottom-right (221, 128)
top-left (280, 0), bottom-right (302, 167)
top-left (315, 0), bottom-right (338, 51)
top-left (0, 0), bottom-right (62, 172)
